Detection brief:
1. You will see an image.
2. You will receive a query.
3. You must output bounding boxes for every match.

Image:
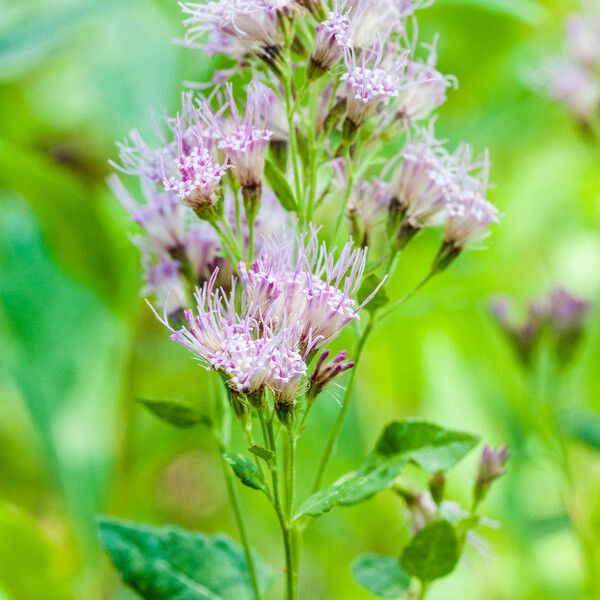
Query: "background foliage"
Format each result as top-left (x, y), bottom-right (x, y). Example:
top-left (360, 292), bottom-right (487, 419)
top-left (1, 0), bottom-right (599, 598)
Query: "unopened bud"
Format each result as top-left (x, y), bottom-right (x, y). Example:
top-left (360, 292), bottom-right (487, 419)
top-left (473, 445), bottom-right (509, 508)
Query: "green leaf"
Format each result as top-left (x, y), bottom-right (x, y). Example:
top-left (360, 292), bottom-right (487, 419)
top-left (374, 421), bottom-right (479, 473)
top-left (295, 475), bottom-right (367, 519)
top-left (264, 159), bottom-right (297, 212)
top-left (401, 520), bottom-right (460, 582)
top-left (248, 445), bottom-right (274, 462)
top-left (351, 554), bottom-right (412, 598)
top-left (223, 453), bottom-right (267, 492)
top-left (138, 398), bottom-right (207, 429)
top-left (296, 420), bottom-right (478, 517)
top-left (559, 411), bottom-right (600, 451)
top-left (358, 275), bottom-right (389, 313)
top-left (0, 141), bottom-right (122, 308)
top-left (97, 517), bottom-right (276, 600)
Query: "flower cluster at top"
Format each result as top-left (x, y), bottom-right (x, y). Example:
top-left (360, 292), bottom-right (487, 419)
top-left (491, 286), bottom-right (593, 366)
top-left (539, 10), bottom-right (600, 127)
top-left (155, 229), bottom-right (369, 412)
top-left (110, 0), bottom-right (500, 409)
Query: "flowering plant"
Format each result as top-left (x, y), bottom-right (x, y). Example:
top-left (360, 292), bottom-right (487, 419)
top-left (99, 1), bottom-right (505, 598)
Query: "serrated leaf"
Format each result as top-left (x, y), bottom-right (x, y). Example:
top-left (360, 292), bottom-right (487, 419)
top-left (559, 411), bottom-right (600, 451)
top-left (264, 158), bottom-right (297, 212)
top-left (351, 554), bottom-right (412, 598)
top-left (138, 398), bottom-right (206, 429)
top-left (223, 453), bottom-right (267, 492)
top-left (248, 445), bottom-right (274, 462)
top-left (401, 520), bottom-right (460, 582)
top-left (97, 517), bottom-right (276, 600)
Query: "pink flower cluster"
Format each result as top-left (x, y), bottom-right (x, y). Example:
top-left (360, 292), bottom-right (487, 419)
top-left (158, 230), bottom-right (375, 403)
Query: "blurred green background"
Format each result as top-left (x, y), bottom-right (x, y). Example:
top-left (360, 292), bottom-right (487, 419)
top-left (1, 0), bottom-right (600, 598)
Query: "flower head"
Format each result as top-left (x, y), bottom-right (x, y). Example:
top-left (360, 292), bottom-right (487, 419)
top-left (143, 255), bottom-right (189, 315)
top-left (200, 82), bottom-right (273, 190)
top-left (156, 270), bottom-right (307, 402)
top-left (548, 63), bottom-right (600, 126)
top-left (341, 44), bottom-right (409, 127)
top-left (347, 0), bottom-right (416, 49)
top-left (473, 445), bottom-right (509, 506)
top-left (548, 286), bottom-right (593, 335)
top-left (443, 148), bottom-right (498, 248)
top-left (397, 39), bottom-right (455, 122)
top-left (239, 229), bottom-right (376, 355)
top-left (160, 94), bottom-right (229, 214)
top-left (566, 12), bottom-right (600, 68)
top-left (180, 0), bottom-right (293, 62)
top-left (310, 2), bottom-right (351, 75)
top-left (391, 131), bottom-right (457, 230)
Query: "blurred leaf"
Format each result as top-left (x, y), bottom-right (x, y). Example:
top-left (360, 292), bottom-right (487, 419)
top-left (296, 421), bottom-right (478, 517)
top-left (351, 554), bottom-right (411, 598)
top-left (0, 502), bottom-right (71, 600)
top-left (437, 0), bottom-right (545, 25)
top-left (0, 1), bottom-right (98, 81)
top-left (138, 398), bottom-right (207, 429)
top-left (400, 520), bottom-right (460, 582)
top-left (0, 140), bottom-right (121, 307)
top-left (98, 517), bottom-right (276, 600)
top-left (223, 453), bottom-right (267, 493)
top-left (0, 197), bottom-right (126, 545)
top-left (559, 411), bottom-right (600, 451)
top-left (264, 158), bottom-right (297, 212)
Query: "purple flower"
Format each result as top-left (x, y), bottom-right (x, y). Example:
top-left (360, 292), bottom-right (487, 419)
top-left (548, 287), bottom-right (593, 334)
top-left (143, 255), bottom-right (189, 314)
top-left (180, 0), bottom-right (294, 62)
top-left (391, 131), bottom-right (457, 230)
top-left (308, 349), bottom-right (354, 398)
top-left (548, 63), bottom-right (600, 126)
top-left (444, 190), bottom-right (499, 249)
top-left (155, 270), bottom-right (307, 402)
top-left (474, 445), bottom-right (509, 506)
top-left (443, 148), bottom-right (499, 248)
top-left (566, 12), bottom-right (600, 68)
top-left (199, 82), bottom-right (272, 191)
top-left (348, 0), bottom-right (413, 49)
top-left (109, 175), bottom-right (188, 255)
top-left (310, 2), bottom-right (351, 75)
top-left (239, 229), bottom-right (378, 356)
top-left (341, 44), bottom-right (409, 127)
top-left (397, 38), bottom-right (455, 123)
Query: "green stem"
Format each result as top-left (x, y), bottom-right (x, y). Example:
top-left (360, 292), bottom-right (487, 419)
top-left (312, 311), bottom-right (377, 492)
top-left (219, 453), bottom-right (262, 600)
top-left (259, 411), bottom-right (297, 600)
top-left (211, 383), bottom-right (261, 600)
top-left (418, 581), bottom-right (430, 600)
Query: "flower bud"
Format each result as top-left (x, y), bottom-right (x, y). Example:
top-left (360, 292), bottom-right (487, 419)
top-left (473, 445), bottom-right (509, 508)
